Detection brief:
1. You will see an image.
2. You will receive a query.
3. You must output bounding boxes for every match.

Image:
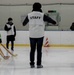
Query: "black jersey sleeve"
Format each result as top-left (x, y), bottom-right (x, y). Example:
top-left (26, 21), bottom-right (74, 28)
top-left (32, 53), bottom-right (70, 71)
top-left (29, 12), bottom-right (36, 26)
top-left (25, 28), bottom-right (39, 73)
top-left (14, 26), bottom-right (16, 36)
top-left (23, 16), bottom-right (29, 26)
top-left (4, 25), bottom-right (11, 31)
top-left (43, 14), bottom-right (56, 24)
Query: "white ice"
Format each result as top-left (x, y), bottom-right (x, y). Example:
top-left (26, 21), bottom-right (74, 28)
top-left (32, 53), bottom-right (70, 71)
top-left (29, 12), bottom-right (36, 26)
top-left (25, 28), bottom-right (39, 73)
top-left (0, 47), bottom-right (74, 75)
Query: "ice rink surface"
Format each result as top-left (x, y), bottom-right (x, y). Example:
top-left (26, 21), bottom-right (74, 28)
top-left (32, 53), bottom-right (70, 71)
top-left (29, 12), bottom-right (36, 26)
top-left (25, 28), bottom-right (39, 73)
top-left (0, 47), bottom-right (74, 75)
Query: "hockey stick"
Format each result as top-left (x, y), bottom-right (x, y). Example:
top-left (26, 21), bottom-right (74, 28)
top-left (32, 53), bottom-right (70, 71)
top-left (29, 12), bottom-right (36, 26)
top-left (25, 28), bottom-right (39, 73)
top-left (0, 48), bottom-right (10, 60)
top-left (0, 43), bottom-right (17, 57)
top-left (0, 58), bottom-right (1, 61)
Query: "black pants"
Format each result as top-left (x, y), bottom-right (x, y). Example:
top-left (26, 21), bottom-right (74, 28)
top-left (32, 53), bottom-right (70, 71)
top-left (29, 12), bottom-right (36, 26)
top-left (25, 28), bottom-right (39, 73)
top-left (30, 37), bottom-right (44, 66)
top-left (6, 35), bottom-right (15, 51)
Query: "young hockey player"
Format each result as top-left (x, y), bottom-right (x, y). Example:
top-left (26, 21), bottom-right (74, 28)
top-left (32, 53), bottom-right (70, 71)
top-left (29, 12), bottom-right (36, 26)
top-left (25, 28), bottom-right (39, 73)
top-left (4, 18), bottom-right (16, 54)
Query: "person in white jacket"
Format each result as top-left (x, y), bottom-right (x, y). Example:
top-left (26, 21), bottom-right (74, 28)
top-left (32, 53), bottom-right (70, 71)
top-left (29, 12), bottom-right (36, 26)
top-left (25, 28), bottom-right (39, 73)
top-left (23, 2), bottom-right (56, 68)
top-left (4, 18), bottom-right (16, 54)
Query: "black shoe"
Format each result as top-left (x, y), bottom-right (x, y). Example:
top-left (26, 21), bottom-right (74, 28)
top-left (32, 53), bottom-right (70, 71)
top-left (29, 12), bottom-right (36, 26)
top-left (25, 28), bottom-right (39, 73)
top-left (37, 65), bottom-right (43, 68)
top-left (30, 65), bottom-right (35, 68)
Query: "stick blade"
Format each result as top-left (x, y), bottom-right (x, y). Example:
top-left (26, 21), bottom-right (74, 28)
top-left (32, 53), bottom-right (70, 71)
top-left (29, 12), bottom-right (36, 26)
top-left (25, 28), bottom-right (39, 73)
top-left (13, 54), bottom-right (18, 57)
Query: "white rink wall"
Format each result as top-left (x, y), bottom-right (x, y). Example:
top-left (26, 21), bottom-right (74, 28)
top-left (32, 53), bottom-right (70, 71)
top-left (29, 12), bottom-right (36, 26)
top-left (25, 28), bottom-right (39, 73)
top-left (0, 31), bottom-right (74, 47)
top-left (0, 0), bottom-right (74, 4)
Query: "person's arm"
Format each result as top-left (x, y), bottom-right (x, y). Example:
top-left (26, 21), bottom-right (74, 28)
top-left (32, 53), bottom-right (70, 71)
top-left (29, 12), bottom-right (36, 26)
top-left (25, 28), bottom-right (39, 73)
top-left (70, 23), bottom-right (74, 31)
top-left (14, 26), bottom-right (16, 36)
top-left (4, 25), bottom-right (11, 31)
top-left (43, 14), bottom-right (56, 24)
top-left (23, 16), bottom-right (29, 26)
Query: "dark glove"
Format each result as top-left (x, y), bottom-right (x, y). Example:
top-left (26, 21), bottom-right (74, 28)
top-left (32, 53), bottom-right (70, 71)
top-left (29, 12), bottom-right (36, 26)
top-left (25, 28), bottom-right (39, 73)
top-left (0, 39), bottom-right (2, 43)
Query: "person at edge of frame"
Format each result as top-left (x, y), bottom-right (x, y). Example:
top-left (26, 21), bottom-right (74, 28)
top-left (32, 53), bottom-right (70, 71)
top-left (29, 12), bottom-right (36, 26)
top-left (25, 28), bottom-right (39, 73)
top-left (23, 2), bottom-right (56, 68)
top-left (70, 22), bottom-right (74, 31)
top-left (4, 17), bottom-right (16, 55)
